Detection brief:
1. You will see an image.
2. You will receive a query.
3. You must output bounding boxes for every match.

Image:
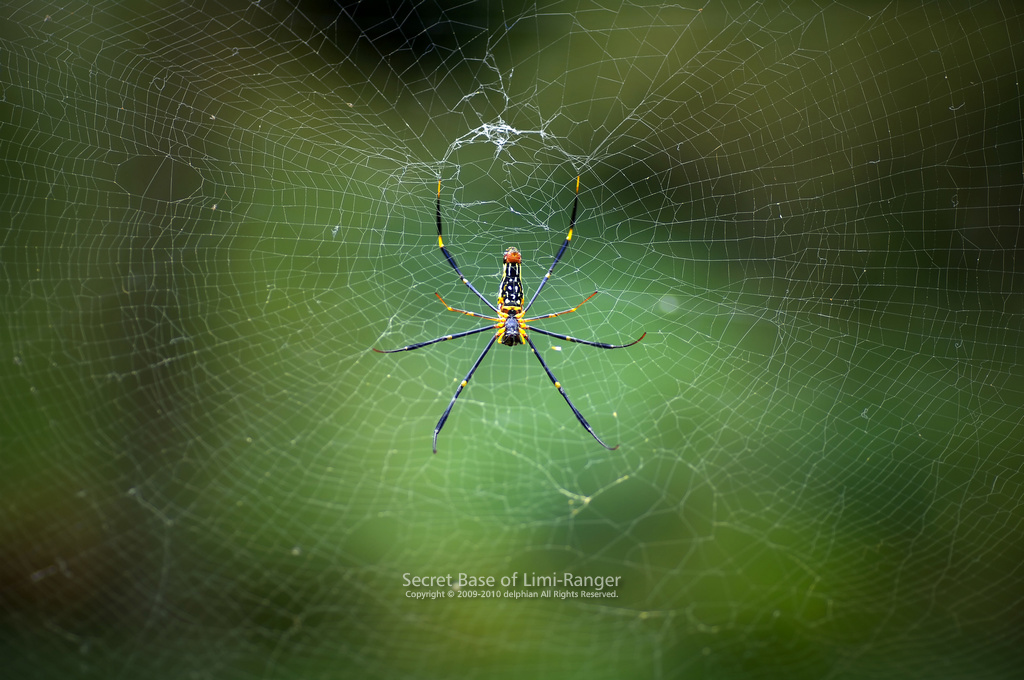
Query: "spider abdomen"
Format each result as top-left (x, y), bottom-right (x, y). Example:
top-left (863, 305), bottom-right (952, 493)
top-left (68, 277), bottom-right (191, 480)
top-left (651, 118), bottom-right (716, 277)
top-left (500, 248), bottom-right (524, 307)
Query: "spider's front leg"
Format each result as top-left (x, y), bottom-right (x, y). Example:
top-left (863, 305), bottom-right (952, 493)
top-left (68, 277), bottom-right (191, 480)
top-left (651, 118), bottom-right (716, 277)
top-left (432, 334), bottom-right (499, 454)
top-left (523, 334), bottom-right (619, 450)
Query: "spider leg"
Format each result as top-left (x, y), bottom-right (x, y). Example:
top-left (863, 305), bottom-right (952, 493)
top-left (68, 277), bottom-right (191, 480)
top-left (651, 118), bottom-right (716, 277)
top-left (372, 325), bottom-right (497, 353)
top-left (436, 181), bottom-right (500, 314)
top-left (433, 334), bottom-right (499, 454)
top-left (435, 292), bottom-right (500, 321)
top-left (523, 291), bottom-right (598, 322)
top-left (524, 334), bottom-right (618, 450)
top-left (524, 176), bottom-right (579, 314)
top-left (527, 326), bottom-right (646, 350)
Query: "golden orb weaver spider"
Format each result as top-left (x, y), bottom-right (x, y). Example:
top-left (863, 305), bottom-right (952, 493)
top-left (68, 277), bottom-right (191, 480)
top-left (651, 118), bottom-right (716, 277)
top-left (373, 177), bottom-right (645, 453)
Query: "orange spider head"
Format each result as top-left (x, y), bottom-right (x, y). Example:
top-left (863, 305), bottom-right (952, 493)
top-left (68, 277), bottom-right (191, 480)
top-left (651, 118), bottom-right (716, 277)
top-left (503, 247), bottom-right (521, 264)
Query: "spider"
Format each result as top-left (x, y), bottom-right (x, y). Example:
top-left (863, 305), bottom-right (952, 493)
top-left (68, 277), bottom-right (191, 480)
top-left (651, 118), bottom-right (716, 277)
top-left (373, 177), bottom-right (645, 453)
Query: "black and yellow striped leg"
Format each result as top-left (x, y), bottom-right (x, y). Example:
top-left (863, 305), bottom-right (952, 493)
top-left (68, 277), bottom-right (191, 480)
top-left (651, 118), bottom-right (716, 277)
top-left (524, 176), bottom-right (579, 314)
top-left (527, 326), bottom-right (646, 349)
top-left (524, 335), bottom-right (618, 451)
top-left (437, 181), bottom-right (500, 314)
top-left (373, 325), bottom-right (496, 354)
top-left (433, 334), bottom-right (499, 454)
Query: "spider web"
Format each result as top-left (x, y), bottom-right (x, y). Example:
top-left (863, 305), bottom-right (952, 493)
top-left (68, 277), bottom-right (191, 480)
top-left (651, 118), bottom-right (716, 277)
top-left (2, 1), bottom-right (1023, 678)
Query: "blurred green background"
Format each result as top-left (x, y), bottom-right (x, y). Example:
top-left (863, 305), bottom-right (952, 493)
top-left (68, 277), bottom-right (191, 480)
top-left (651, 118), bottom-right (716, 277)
top-left (2, 1), bottom-right (1023, 678)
